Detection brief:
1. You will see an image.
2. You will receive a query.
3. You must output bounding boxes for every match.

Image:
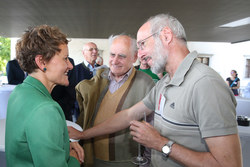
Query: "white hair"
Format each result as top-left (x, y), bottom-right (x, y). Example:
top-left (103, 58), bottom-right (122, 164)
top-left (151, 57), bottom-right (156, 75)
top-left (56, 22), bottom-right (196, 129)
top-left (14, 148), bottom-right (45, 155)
top-left (108, 34), bottom-right (137, 57)
top-left (147, 13), bottom-right (187, 43)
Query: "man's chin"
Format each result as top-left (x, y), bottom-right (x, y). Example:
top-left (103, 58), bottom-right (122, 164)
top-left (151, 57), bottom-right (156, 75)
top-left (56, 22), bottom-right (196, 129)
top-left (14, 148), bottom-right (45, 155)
top-left (151, 65), bottom-right (164, 74)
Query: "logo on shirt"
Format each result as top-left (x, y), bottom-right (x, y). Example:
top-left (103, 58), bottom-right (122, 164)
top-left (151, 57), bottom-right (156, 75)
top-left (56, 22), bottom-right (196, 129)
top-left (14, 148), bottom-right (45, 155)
top-left (170, 102), bottom-right (175, 109)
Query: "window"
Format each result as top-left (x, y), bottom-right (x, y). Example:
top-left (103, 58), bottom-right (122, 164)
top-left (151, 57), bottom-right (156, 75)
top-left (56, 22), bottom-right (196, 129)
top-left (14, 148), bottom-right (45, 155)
top-left (197, 57), bottom-right (210, 66)
top-left (197, 54), bottom-right (213, 66)
top-left (245, 58), bottom-right (250, 78)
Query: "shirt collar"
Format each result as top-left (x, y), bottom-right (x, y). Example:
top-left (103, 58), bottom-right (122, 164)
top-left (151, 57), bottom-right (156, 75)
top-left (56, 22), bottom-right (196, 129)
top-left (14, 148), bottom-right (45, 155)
top-left (83, 59), bottom-right (97, 68)
top-left (108, 67), bottom-right (133, 82)
top-left (23, 76), bottom-right (51, 98)
top-left (167, 51), bottom-right (198, 86)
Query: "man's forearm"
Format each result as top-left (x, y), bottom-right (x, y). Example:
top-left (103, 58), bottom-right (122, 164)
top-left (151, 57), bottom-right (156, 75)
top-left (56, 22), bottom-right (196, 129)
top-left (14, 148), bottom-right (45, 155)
top-left (80, 101), bottom-right (149, 140)
top-left (80, 109), bottom-right (131, 139)
top-left (153, 134), bottom-right (242, 167)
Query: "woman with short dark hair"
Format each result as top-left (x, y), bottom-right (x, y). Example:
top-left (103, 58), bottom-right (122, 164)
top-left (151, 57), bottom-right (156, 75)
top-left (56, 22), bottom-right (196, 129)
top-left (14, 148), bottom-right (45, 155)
top-left (5, 25), bottom-right (84, 166)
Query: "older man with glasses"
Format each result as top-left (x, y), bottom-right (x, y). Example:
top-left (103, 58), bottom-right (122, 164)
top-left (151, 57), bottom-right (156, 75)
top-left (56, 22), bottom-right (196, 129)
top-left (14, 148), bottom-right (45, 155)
top-left (75, 42), bottom-right (100, 84)
top-left (69, 13), bottom-right (242, 167)
top-left (74, 42), bottom-right (100, 120)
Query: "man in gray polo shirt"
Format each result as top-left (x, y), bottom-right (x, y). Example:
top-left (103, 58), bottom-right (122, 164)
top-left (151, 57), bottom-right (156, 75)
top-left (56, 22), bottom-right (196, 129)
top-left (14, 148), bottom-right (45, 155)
top-left (68, 13), bottom-right (242, 167)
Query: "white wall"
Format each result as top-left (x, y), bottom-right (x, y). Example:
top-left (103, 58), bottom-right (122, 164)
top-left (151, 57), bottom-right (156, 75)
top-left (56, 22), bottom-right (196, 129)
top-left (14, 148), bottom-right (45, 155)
top-left (11, 38), bottom-right (250, 87)
top-left (67, 38), bottom-right (110, 65)
top-left (188, 41), bottom-right (250, 87)
top-left (11, 37), bottom-right (111, 66)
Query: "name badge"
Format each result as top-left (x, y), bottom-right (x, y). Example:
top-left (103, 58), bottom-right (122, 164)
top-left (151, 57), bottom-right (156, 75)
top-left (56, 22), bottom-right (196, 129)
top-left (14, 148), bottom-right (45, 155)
top-left (158, 94), bottom-right (166, 116)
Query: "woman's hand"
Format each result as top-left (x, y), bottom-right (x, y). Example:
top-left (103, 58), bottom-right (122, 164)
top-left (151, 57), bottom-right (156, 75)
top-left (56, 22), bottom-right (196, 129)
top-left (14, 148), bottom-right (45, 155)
top-left (70, 142), bottom-right (84, 164)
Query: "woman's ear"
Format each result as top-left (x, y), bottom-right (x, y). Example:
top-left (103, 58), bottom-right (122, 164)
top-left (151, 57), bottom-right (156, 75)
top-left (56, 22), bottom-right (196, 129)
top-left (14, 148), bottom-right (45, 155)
top-left (35, 55), bottom-right (46, 72)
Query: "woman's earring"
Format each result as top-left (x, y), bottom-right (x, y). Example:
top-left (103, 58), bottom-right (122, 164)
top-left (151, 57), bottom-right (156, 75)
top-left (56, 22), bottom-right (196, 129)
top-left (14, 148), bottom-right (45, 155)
top-left (43, 68), bottom-right (47, 72)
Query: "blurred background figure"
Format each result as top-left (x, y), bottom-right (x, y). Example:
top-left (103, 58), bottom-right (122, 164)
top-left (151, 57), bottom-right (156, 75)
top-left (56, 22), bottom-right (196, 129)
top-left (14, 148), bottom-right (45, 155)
top-left (5, 25), bottom-right (83, 166)
top-left (51, 57), bottom-right (77, 121)
top-left (135, 56), bottom-right (160, 83)
top-left (6, 59), bottom-right (25, 85)
top-left (74, 42), bottom-right (100, 120)
top-left (226, 70), bottom-right (240, 96)
top-left (75, 42), bottom-right (100, 83)
top-left (96, 55), bottom-right (103, 66)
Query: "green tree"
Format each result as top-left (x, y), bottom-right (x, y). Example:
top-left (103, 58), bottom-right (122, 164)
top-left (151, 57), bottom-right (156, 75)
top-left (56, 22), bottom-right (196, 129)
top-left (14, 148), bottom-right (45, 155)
top-left (0, 36), bottom-right (11, 75)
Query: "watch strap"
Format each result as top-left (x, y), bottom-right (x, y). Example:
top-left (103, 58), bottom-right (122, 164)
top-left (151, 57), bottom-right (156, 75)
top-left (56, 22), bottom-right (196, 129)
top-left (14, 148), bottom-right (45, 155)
top-left (167, 140), bottom-right (175, 148)
top-left (162, 140), bottom-right (175, 157)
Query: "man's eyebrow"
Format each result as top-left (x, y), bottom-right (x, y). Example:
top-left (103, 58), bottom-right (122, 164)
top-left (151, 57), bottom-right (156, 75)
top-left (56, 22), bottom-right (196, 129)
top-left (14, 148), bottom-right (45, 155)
top-left (118, 54), bottom-right (126, 58)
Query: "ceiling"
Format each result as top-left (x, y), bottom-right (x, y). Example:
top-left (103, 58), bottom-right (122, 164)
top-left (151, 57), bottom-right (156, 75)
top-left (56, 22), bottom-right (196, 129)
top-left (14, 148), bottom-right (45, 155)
top-left (0, 0), bottom-right (250, 43)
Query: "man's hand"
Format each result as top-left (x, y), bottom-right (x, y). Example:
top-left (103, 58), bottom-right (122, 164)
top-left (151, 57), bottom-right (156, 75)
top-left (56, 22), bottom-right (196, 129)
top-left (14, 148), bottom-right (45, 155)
top-left (68, 126), bottom-right (82, 140)
top-left (130, 120), bottom-right (166, 151)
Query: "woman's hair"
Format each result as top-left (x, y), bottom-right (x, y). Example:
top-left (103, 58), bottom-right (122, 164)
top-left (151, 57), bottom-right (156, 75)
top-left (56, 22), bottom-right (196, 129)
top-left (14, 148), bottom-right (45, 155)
top-left (147, 13), bottom-right (187, 44)
top-left (232, 70), bottom-right (238, 77)
top-left (16, 25), bottom-right (68, 73)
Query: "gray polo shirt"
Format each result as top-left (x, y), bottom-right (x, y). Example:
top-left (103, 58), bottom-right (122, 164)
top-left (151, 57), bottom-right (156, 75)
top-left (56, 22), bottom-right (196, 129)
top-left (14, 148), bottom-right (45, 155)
top-left (143, 51), bottom-right (238, 167)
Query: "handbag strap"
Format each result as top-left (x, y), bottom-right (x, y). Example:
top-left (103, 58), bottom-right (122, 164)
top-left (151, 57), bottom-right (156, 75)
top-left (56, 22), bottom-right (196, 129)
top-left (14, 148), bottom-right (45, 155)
top-left (230, 78), bottom-right (238, 87)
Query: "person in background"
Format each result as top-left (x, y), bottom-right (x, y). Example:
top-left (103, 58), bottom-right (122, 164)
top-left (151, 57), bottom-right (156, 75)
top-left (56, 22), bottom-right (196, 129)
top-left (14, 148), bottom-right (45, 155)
top-left (75, 42), bottom-right (100, 84)
top-left (226, 70), bottom-right (240, 96)
top-left (74, 42), bottom-right (100, 120)
top-left (96, 55), bottom-right (103, 66)
top-left (6, 59), bottom-right (25, 84)
top-left (5, 25), bottom-right (84, 166)
top-left (51, 57), bottom-right (77, 121)
top-left (135, 55), bottom-right (161, 83)
top-left (75, 35), bottom-right (155, 167)
top-left (68, 13), bottom-right (242, 167)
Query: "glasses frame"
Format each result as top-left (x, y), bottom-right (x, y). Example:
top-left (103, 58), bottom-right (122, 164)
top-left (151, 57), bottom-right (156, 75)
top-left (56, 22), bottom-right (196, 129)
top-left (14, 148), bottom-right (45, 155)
top-left (137, 31), bottom-right (159, 50)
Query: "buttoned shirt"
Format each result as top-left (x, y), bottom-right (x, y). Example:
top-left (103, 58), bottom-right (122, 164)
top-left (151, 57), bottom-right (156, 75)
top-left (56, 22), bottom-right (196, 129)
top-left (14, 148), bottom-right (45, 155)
top-left (83, 59), bottom-right (98, 76)
top-left (108, 67), bottom-right (133, 93)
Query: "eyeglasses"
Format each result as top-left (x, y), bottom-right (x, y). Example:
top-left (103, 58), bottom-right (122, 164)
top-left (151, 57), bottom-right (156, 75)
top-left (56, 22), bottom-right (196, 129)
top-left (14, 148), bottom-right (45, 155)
top-left (137, 32), bottom-right (159, 50)
top-left (86, 48), bottom-right (98, 52)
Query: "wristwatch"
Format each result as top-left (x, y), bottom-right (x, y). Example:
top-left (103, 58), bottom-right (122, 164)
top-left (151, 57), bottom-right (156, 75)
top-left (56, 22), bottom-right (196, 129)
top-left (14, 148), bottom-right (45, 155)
top-left (162, 140), bottom-right (175, 157)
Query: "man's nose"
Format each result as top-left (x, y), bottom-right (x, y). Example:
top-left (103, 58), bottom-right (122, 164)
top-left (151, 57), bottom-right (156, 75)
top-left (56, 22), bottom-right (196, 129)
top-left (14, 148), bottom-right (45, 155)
top-left (112, 55), bottom-right (119, 64)
top-left (138, 50), bottom-right (146, 60)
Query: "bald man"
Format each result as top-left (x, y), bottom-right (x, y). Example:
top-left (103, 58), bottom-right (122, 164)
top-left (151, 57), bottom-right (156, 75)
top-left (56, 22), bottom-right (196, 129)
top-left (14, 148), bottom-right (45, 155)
top-left (75, 42), bottom-right (100, 84)
top-left (75, 35), bottom-right (155, 167)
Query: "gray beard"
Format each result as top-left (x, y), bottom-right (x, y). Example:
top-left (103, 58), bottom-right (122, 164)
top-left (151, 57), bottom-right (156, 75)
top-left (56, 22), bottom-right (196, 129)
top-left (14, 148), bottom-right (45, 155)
top-left (150, 38), bottom-right (168, 74)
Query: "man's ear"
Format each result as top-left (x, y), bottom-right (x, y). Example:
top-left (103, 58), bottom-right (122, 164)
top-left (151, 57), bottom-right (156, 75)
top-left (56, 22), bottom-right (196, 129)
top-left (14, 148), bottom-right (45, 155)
top-left (161, 26), bottom-right (173, 45)
top-left (34, 55), bottom-right (46, 71)
top-left (133, 52), bottom-right (138, 63)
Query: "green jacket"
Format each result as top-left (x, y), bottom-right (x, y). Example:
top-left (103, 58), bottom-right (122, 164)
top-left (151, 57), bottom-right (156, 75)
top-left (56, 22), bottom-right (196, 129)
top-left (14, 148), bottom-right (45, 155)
top-left (5, 76), bottom-right (79, 167)
top-left (76, 68), bottom-right (155, 167)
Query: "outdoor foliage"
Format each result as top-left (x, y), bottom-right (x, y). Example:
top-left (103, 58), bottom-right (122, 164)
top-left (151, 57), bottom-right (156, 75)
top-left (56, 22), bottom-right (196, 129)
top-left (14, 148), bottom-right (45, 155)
top-left (0, 36), bottom-right (11, 75)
